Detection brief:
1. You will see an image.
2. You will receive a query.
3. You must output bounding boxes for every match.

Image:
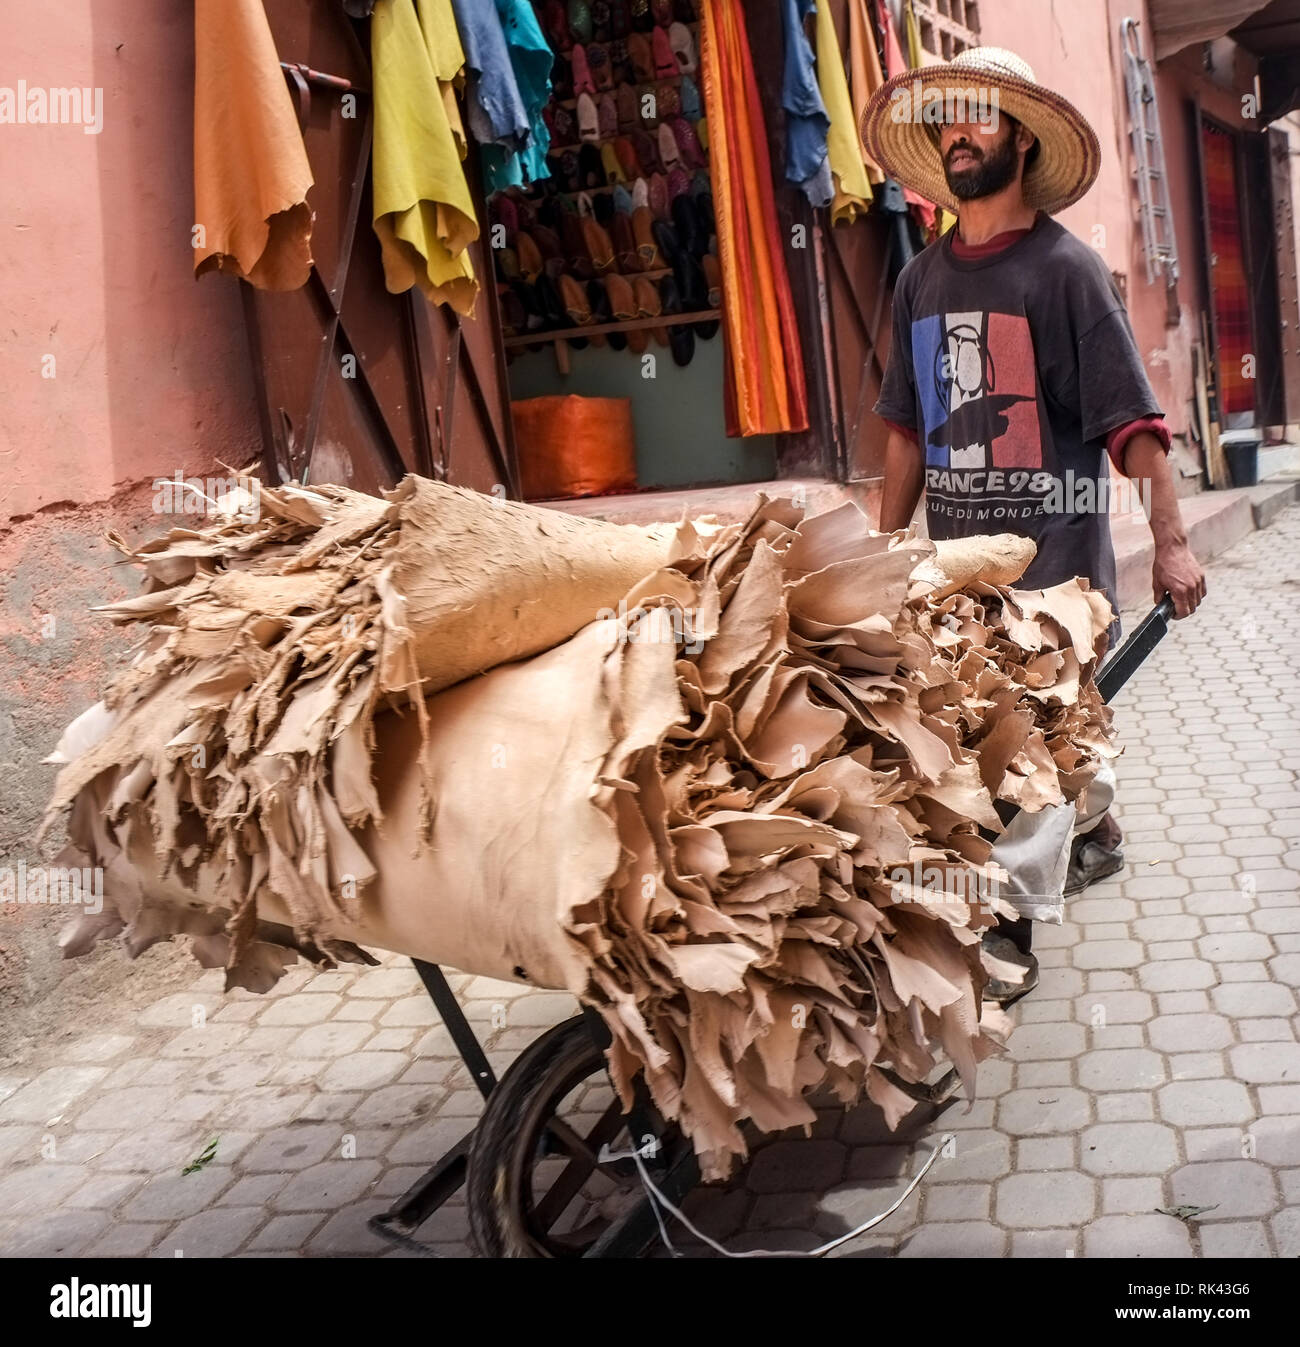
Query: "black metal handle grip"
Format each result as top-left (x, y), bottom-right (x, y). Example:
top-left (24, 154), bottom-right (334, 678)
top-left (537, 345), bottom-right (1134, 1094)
top-left (1096, 592), bottom-right (1177, 705)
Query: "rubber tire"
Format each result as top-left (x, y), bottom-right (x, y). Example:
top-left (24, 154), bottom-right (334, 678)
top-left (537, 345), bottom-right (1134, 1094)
top-left (466, 1015), bottom-right (608, 1259)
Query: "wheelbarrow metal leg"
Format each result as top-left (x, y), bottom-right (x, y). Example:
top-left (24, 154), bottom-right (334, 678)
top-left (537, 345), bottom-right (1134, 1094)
top-left (368, 1130), bottom-right (475, 1242)
top-left (412, 957), bottom-right (497, 1098)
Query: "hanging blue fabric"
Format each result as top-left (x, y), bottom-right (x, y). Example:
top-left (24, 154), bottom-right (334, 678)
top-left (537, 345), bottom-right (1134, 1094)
top-left (780, 0), bottom-right (831, 207)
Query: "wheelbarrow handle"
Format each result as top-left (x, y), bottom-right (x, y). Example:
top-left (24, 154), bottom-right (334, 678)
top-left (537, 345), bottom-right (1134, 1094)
top-left (1096, 593), bottom-right (1177, 705)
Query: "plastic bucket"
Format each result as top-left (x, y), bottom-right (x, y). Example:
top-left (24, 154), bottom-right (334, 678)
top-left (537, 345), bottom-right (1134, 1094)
top-left (1221, 433), bottom-right (1260, 489)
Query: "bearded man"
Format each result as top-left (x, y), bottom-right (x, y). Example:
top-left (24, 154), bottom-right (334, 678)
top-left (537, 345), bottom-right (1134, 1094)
top-left (862, 49), bottom-right (1205, 1000)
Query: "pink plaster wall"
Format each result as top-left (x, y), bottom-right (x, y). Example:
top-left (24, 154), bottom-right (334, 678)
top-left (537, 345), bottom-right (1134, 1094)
top-left (0, 0), bottom-right (259, 523)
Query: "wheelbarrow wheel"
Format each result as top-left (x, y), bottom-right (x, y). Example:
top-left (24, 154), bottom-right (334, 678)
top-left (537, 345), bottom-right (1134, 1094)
top-left (466, 1014), bottom-right (663, 1258)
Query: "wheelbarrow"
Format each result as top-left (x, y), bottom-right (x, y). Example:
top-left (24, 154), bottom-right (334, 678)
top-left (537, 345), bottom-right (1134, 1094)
top-left (368, 596), bottom-right (1178, 1258)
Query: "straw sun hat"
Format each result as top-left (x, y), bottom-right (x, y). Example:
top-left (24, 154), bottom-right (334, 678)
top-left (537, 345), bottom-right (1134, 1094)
top-left (860, 46), bottom-right (1100, 215)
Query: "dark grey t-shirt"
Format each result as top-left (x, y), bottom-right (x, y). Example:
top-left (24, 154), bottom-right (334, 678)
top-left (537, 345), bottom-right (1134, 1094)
top-left (873, 214), bottom-right (1162, 616)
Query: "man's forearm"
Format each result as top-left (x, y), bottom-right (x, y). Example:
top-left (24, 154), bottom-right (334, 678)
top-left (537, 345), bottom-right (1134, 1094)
top-left (1122, 431), bottom-right (1207, 616)
top-left (879, 431), bottom-right (925, 532)
top-left (1125, 432), bottom-right (1186, 546)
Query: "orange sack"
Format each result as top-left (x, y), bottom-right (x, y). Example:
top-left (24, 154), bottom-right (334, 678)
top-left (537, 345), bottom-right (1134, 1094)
top-left (511, 395), bottom-right (637, 500)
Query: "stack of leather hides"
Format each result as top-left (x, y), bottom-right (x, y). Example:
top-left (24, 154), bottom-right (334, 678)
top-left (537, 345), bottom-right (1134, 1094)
top-left (44, 478), bottom-right (1116, 1180)
top-left (494, 0), bottom-right (718, 365)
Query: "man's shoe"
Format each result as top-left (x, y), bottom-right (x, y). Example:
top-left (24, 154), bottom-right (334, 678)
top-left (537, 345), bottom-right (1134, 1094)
top-left (981, 931), bottom-right (1039, 1006)
top-left (1064, 835), bottom-right (1125, 896)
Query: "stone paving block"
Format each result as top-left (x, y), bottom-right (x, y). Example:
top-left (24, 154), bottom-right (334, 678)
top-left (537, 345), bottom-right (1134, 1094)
top-left (1271, 1208), bottom-right (1300, 1258)
top-left (216, 1089), bottom-right (311, 1131)
top-left (899, 1221), bottom-right (1005, 1257)
top-left (378, 997), bottom-right (441, 1028)
top-left (1254, 907), bottom-right (1300, 935)
top-left (1259, 1086), bottom-right (1300, 1115)
top-left (1010, 1229), bottom-right (1077, 1257)
top-left (61, 1034), bottom-right (136, 1063)
top-left (816, 1177), bottom-right (919, 1239)
top-left (160, 1025), bottom-right (251, 1059)
top-left (318, 1053), bottom-right (408, 1093)
top-left (296, 1092), bottom-right (362, 1123)
top-left (1101, 1176), bottom-right (1164, 1215)
top-left (218, 1173), bottom-right (291, 1207)
top-left (1239, 1018), bottom-right (1295, 1041)
top-left (286, 1022), bottom-right (374, 1058)
top-left (1007, 1021), bottom-right (1086, 1061)
top-left (1016, 1062), bottom-right (1072, 1088)
top-left (249, 1213), bottom-right (325, 1251)
top-left (159, 1207), bottom-right (262, 1257)
top-left (0, 1124), bottom-right (43, 1167)
top-left (1146, 1014), bottom-right (1233, 1053)
top-left (1096, 1093), bottom-right (1155, 1122)
top-left (386, 1117), bottom-right (476, 1167)
top-left (1170, 1161), bottom-right (1278, 1219)
top-left (1147, 941), bottom-right (1197, 961)
top-left (0, 1163), bottom-right (93, 1216)
top-left (66, 1171), bottom-right (145, 1209)
top-left (1229, 1042), bottom-right (1300, 1083)
top-left (1016, 1135), bottom-right (1073, 1170)
top-left (1211, 982), bottom-right (1296, 1017)
top-left (137, 992), bottom-right (222, 1028)
top-left (2, 1209), bottom-right (112, 1257)
top-left (1198, 1221), bottom-right (1272, 1258)
top-left (122, 1165), bottom-right (236, 1221)
top-left (351, 1084), bottom-right (443, 1128)
top-left (1080, 1122), bottom-right (1178, 1176)
top-left (1077, 1049), bottom-right (1166, 1092)
top-left (1073, 940), bottom-right (1144, 970)
top-left (1198, 932), bottom-right (1275, 962)
top-left (1082, 1214), bottom-right (1193, 1258)
top-left (240, 1124), bottom-right (343, 1173)
top-left (307, 1196), bottom-right (404, 1255)
top-left (748, 1191), bottom-right (821, 1230)
top-left (258, 993), bottom-right (343, 1025)
top-left (274, 1159), bottom-right (383, 1212)
top-left (1183, 1128), bottom-right (1245, 1163)
top-left (0, 1066), bottom-right (108, 1123)
top-left (998, 1087), bottom-right (1091, 1136)
top-left (928, 1130), bottom-right (1010, 1182)
top-left (1246, 1116), bottom-right (1300, 1167)
top-left (1086, 971), bottom-right (1136, 992)
top-left (347, 968), bottom-right (421, 999)
top-left (85, 1222), bottom-right (168, 1257)
top-left (746, 1139), bottom-right (846, 1193)
top-left (995, 1170), bottom-right (1094, 1228)
top-left (842, 1145), bottom-right (912, 1181)
top-left (1073, 991), bottom-right (1154, 1025)
top-left (1169, 1052), bottom-right (1227, 1080)
top-left (1035, 965), bottom-right (1085, 999)
top-left (922, 1183), bottom-right (991, 1221)
top-left (1157, 1080), bottom-right (1254, 1126)
top-left (1269, 953), bottom-right (1300, 983)
top-left (1137, 960), bottom-right (1217, 992)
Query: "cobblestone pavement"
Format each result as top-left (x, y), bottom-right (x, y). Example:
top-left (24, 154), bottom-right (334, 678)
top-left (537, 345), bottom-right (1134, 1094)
top-left (2, 506), bottom-right (1298, 1259)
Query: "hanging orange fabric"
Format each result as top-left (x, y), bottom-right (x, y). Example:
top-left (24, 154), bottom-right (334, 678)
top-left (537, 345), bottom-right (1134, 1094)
top-left (699, 0), bottom-right (808, 437)
top-left (193, 0), bottom-right (315, 290)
